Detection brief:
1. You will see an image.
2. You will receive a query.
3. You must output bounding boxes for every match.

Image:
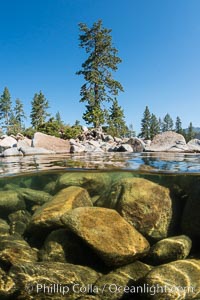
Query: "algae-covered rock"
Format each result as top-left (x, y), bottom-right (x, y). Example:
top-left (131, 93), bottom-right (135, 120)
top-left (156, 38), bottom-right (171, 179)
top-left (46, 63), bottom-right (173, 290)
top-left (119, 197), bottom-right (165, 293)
top-left (0, 267), bottom-right (16, 298)
top-left (112, 178), bottom-right (173, 240)
top-left (39, 228), bottom-right (104, 271)
top-left (0, 218), bottom-right (10, 237)
top-left (142, 259), bottom-right (200, 299)
top-left (55, 172), bottom-right (111, 196)
top-left (0, 235), bottom-right (38, 267)
top-left (18, 188), bottom-right (53, 205)
top-left (30, 186), bottom-right (92, 229)
top-left (9, 262), bottom-right (100, 300)
top-left (146, 235), bottom-right (192, 265)
top-left (0, 190), bottom-right (25, 217)
top-left (94, 261), bottom-right (152, 300)
top-left (8, 210), bottom-right (31, 235)
top-left (61, 207), bottom-right (150, 267)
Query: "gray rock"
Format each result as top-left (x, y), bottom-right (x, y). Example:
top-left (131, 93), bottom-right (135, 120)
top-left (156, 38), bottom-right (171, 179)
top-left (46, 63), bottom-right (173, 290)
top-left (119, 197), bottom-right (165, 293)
top-left (70, 144), bottom-right (85, 153)
top-left (61, 207), bottom-right (150, 267)
top-left (32, 132), bottom-right (70, 153)
top-left (0, 136), bottom-right (17, 151)
top-left (104, 135), bottom-right (114, 142)
top-left (117, 144), bottom-right (133, 152)
top-left (19, 146), bottom-right (55, 155)
top-left (127, 137), bottom-right (145, 152)
top-left (2, 147), bottom-right (23, 157)
top-left (145, 131), bottom-right (188, 152)
top-left (187, 139), bottom-right (200, 152)
top-left (17, 137), bottom-right (32, 148)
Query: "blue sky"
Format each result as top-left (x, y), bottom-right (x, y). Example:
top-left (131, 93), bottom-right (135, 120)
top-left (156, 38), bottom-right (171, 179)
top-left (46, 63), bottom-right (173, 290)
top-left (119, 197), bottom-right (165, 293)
top-left (1, 0), bottom-right (200, 134)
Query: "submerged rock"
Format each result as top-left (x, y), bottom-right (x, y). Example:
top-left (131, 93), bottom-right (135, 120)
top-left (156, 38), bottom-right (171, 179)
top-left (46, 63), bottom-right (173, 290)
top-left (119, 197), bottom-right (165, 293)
top-left (18, 188), bottom-right (53, 205)
top-left (61, 207), bottom-right (150, 267)
top-left (39, 228), bottom-right (105, 271)
top-left (0, 235), bottom-right (38, 267)
top-left (0, 219), bottom-right (10, 237)
top-left (0, 267), bottom-right (15, 298)
top-left (146, 235), bottom-right (192, 265)
top-left (112, 178), bottom-right (173, 240)
top-left (8, 210), bottom-right (31, 235)
top-left (9, 262), bottom-right (100, 300)
top-left (142, 259), bottom-right (200, 299)
top-left (0, 190), bottom-right (25, 217)
top-left (55, 172), bottom-right (111, 197)
top-left (30, 186), bottom-right (92, 229)
top-left (94, 261), bottom-right (152, 300)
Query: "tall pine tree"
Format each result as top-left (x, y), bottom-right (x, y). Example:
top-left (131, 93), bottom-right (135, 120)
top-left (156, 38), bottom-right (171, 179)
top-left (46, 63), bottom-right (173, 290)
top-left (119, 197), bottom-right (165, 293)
top-left (30, 91), bottom-right (50, 129)
top-left (77, 20), bottom-right (124, 128)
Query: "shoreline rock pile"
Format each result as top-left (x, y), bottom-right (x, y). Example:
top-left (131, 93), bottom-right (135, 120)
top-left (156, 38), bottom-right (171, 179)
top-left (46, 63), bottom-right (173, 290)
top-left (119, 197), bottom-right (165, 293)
top-left (0, 171), bottom-right (199, 299)
top-left (1, 129), bottom-right (200, 157)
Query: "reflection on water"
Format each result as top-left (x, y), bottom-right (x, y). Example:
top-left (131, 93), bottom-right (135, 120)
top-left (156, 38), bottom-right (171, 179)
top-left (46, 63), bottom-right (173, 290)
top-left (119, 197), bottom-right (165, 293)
top-left (1, 152), bottom-right (200, 176)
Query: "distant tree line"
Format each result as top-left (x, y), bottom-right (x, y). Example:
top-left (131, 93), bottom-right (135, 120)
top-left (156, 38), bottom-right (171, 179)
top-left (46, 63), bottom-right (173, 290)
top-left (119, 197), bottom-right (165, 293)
top-left (139, 105), bottom-right (195, 142)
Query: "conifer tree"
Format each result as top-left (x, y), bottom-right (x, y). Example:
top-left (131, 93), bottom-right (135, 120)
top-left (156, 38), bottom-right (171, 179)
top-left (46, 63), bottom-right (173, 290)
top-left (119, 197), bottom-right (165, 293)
top-left (77, 20), bottom-right (124, 128)
top-left (107, 98), bottom-right (127, 137)
top-left (55, 111), bottom-right (63, 126)
top-left (8, 98), bottom-right (26, 134)
top-left (0, 87), bottom-right (12, 130)
top-left (162, 113), bottom-right (174, 132)
top-left (187, 122), bottom-right (195, 142)
top-left (150, 113), bottom-right (160, 139)
top-left (30, 91), bottom-right (50, 129)
top-left (175, 116), bottom-right (183, 134)
top-left (140, 106), bottom-right (151, 139)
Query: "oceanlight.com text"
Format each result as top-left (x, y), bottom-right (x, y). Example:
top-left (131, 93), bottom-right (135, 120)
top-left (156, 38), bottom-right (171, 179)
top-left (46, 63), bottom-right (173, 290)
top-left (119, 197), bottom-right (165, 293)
top-left (25, 283), bottom-right (196, 296)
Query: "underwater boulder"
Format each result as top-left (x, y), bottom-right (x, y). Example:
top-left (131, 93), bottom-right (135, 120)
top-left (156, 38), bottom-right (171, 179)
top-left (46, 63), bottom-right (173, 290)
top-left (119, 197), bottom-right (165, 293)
top-left (93, 261), bottom-right (152, 300)
top-left (0, 218), bottom-right (10, 237)
top-left (30, 186), bottom-right (93, 229)
top-left (55, 172), bottom-right (112, 197)
top-left (141, 259), bottom-right (200, 299)
top-left (145, 235), bottom-right (192, 265)
top-left (0, 190), bottom-right (26, 217)
top-left (18, 188), bottom-right (53, 205)
top-left (0, 235), bottom-right (38, 267)
top-left (8, 209), bottom-right (31, 235)
top-left (0, 267), bottom-right (16, 298)
top-left (61, 207), bottom-right (150, 267)
top-left (112, 177), bottom-right (174, 240)
top-left (9, 262), bottom-right (100, 300)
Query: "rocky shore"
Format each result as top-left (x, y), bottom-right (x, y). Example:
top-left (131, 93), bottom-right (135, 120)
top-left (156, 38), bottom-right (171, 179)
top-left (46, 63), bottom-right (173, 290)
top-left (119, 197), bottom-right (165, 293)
top-left (1, 129), bottom-right (200, 157)
top-left (0, 171), bottom-right (200, 299)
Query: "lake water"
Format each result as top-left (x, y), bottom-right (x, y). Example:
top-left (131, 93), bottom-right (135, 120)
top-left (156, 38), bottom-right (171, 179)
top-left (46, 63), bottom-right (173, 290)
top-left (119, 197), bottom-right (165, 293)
top-left (0, 152), bottom-right (200, 299)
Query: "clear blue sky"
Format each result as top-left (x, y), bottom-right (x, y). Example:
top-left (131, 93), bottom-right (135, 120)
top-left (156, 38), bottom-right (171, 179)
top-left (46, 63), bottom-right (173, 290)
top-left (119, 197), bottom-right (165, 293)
top-left (1, 0), bottom-right (200, 134)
